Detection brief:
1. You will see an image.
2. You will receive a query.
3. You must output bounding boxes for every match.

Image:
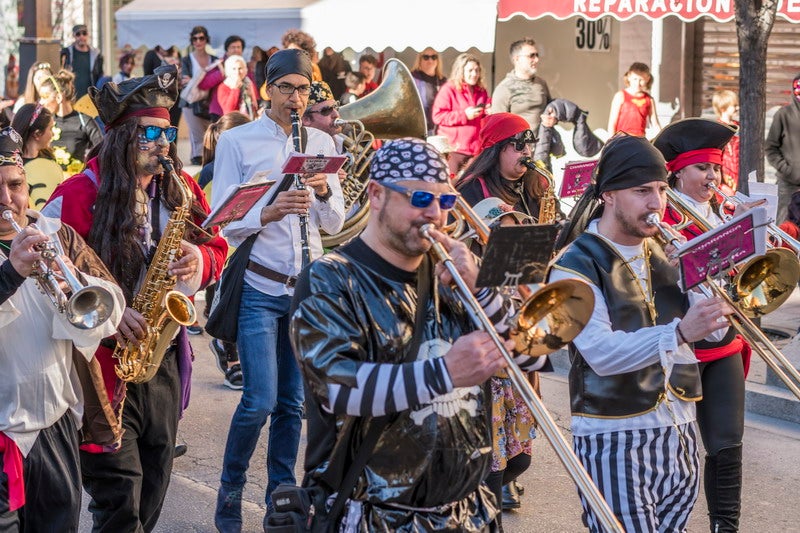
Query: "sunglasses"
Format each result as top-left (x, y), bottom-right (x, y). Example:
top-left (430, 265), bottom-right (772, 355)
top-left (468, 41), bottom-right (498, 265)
top-left (380, 181), bottom-right (459, 210)
top-left (517, 52), bottom-right (539, 59)
top-left (74, 31), bottom-right (88, 37)
top-left (306, 103), bottom-right (339, 117)
top-left (35, 62), bottom-right (51, 71)
top-left (191, 35), bottom-right (207, 42)
top-left (506, 130), bottom-right (535, 151)
top-left (421, 54), bottom-right (438, 61)
top-left (137, 125), bottom-right (178, 143)
top-left (275, 83), bottom-right (312, 95)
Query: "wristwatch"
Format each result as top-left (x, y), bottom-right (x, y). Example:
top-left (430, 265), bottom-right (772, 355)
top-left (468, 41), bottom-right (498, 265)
top-left (314, 188), bottom-right (332, 202)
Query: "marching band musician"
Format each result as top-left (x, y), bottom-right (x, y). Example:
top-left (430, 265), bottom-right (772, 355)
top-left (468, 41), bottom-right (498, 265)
top-left (290, 138), bottom-right (520, 530)
top-left (45, 65), bottom-right (228, 532)
top-left (654, 118), bottom-right (750, 533)
top-left (211, 49), bottom-right (344, 531)
top-left (456, 112), bottom-right (555, 223)
top-left (0, 126), bottom-right (124, 531)
top-left (301, 80), bottom-right (346, 184)
top-left (548, 134), bottom-right (733, 532)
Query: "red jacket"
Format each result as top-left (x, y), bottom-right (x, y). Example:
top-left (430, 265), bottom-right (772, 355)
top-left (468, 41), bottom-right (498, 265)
top-left (432, 81), bottom-right (489, 155)
top-left (216, 79), bottom-right (258, 118)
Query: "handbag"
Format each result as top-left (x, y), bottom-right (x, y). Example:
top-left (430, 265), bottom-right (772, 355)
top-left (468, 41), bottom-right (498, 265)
top-left (204, 233), bottom-right (257, 343)
top-left (180, 55), bottom-right (210, 104)
top-left (265, 256), bottom-right (433, 532)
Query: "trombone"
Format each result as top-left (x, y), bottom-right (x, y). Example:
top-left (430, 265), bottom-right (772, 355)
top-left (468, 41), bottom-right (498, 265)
top-left (422, 200), bottom-right (623, 532)
top-left (666, 188), bottom-right (800, 317)
top-left (1, 209), bottom-right (114, 329)
top-left (709, 183), bottom-right (800, 255)
top-left (647, 213), bottom-right (800, 401)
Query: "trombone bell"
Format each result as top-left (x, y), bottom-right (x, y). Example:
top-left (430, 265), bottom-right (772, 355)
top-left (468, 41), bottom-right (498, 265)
top-left (734, 247), bottom-right (800, 317)
top-left (513, 280), bottom-right (595, 356)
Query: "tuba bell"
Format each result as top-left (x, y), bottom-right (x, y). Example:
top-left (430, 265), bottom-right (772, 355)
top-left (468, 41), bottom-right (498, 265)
top-left (321, 59), bottom-right (426, 248)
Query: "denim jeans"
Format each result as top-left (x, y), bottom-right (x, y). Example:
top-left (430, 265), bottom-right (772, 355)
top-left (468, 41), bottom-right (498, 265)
top-left (219, 282), bottom-right (303, 509)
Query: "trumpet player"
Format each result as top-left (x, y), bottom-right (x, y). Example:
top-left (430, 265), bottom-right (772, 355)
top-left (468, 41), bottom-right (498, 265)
top-left (0, 126), bottom-right (124, 532)
top-left (289, 138), bottom-right (519, 531)
top-left (46, 66), bottom-right (228, 532)
top-left (654, 118), bottom-right (754, 532)
top-left (548, 134), bottom-right (734, 533)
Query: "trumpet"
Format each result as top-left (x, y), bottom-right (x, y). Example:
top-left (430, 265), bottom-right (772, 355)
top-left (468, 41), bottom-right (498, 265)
top-left (709, 183), bottom-right (800, 255)
top-left (647, 213), bottom-right (800, 401)
top-left (666, 188), bottom-right (800, 317)
top-left (1, 209), bottom-right (114, 329)
top-left (419, 223), bottom-right (622, 532)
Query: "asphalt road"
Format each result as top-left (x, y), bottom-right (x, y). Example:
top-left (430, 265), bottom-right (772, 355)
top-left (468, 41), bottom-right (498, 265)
top-left (77, 296), bottom-right (800, 532)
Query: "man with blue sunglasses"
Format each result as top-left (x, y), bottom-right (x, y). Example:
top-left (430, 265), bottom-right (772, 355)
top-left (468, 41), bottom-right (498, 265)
top-left (291, 137), bottom-right (527, 531)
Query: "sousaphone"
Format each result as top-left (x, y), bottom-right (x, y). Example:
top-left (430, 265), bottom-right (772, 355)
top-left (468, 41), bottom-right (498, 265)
top-left (322, 58), bottom-right (426, 247)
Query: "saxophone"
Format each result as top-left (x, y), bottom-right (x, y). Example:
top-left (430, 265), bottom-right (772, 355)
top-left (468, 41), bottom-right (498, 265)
top-left (520, 157), bottom-right (558, 224)
top-left (114, 156), bottom-right (198, 383)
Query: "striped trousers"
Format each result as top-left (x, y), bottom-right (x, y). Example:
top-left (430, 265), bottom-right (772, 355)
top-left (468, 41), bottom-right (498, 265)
top-left (573, 423), bottom-right (700, 533)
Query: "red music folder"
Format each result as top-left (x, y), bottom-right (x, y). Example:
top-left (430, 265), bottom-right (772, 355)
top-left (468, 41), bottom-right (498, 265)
top-left (202, 180), bottom-right (276, 229)
top-left (559, 160), bottom-right (598, 198)
top-left (280, 153), bottom-right (347, 174)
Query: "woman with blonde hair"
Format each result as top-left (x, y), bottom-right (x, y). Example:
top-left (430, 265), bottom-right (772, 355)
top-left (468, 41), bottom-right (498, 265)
top-left (411, 47), bottom-right (447, 136)
top-left (14, 61), bottom-right (53, 112)
top-left (432, 53), bottom-right (490, 176)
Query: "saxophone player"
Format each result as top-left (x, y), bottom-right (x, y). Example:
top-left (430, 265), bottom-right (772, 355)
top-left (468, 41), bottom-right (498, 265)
top-left (456, 112), bottom-right (560, 223)
top-left (0, 126), bottom-right (124, 532)
top-left (45, 65), bottom-right (228, 532)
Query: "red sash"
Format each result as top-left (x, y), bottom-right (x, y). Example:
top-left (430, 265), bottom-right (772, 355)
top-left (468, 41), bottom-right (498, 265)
top-left (695, 334), bottom-right (752, 377)
top-left (0, 432), bottom-right (24, 511)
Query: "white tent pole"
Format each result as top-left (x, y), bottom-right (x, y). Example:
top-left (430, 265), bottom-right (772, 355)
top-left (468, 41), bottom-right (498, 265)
top-left (651, 19), bottom-right (662, 103)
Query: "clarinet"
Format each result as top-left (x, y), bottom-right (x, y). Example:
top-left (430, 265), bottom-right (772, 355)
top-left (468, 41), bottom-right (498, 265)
top-left (290, 110), bottom-right (311, 269)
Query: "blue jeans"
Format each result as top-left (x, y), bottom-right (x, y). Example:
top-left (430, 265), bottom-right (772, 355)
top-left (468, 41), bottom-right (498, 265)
top-left (219, 283), bottom-right (303, 509)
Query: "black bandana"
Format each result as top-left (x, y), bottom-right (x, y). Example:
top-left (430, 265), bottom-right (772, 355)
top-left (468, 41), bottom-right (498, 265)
top-left (266, 49), bottom-right (312, 86)
top-left (594, 133), bottom-right (667, 198)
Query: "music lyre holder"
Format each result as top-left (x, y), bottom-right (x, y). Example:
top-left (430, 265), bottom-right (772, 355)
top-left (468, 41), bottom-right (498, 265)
top-left (476, 224), bottom-right (560, 290)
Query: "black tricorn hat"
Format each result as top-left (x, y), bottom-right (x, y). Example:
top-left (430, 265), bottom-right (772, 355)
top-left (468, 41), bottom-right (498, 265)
top-left (89, 65), bottom-right (179, 128)
top-left (0, 127), bottom-right (23, 167)
top-left (652, 118), bottom-right (736, 172)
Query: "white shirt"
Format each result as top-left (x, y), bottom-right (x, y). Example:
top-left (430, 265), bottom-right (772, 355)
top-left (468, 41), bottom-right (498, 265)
top-left (549, 219), bottom-right (726, 437)
top-left (675, 189), bottom-right (725, 227)
top-left (212, 114), bottom-right (345, 296)
top-left (0, 211), bottom-right (124, 456)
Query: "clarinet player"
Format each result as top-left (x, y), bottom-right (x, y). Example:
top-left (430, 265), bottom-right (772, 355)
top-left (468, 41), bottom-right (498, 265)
top-left (211, 49), bottom-right (344, 532)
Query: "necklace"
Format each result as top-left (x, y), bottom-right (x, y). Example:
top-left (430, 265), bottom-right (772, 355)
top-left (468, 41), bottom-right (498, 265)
top-left (0, 240), bottom-right (10, 253)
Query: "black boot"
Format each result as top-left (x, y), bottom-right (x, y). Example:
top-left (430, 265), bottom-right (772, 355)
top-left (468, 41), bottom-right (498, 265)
top-left (705, 445), bottom-right (742, 532)
top-left (501, 482), bottom-right (521, 511)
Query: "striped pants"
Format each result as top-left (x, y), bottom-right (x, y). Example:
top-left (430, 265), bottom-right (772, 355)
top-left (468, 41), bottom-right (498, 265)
top-left (573, 423), bottom-right (700, 533)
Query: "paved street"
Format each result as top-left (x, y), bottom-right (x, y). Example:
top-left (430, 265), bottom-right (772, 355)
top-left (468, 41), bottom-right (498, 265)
top-left (75, 293), bottom-right (800, 533)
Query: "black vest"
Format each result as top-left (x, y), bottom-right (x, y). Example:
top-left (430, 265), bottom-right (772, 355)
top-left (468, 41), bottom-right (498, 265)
top-left (552, 232), bottom-right (701, 418)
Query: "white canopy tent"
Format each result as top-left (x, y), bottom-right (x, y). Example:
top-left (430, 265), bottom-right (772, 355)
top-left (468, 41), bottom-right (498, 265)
top-left (300, 0), bottom-right (498, 53)
top-left (115, 0), bottom-right (314, 51)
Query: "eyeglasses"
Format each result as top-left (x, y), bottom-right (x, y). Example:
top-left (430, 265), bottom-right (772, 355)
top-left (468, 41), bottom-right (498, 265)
top-left (74, 31), bottom-right (88, 37)
top-left (421, 54), bottom-right (438, 61)
top-left (191, 35), bottom-right (207, 42)
top-left (517, 52), bottom-right (539, 59)
top-left (305, 103), bottom-right (339, 117)
top-left (274, 83), bottom-right (312, 96)
top-left (380, 181), bottom-right (459, 210)
top-left (137, 125), bottom-right (178, 143)
top-left (35, 62), bottom-right (51, 71)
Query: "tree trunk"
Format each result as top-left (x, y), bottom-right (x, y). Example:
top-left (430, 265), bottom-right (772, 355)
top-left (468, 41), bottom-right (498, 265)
top-left (735, 0), bottom-right (778, 195)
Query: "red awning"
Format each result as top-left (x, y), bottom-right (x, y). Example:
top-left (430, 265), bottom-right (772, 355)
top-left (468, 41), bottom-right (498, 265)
top-left (497, 0), bottom-right (800, 23)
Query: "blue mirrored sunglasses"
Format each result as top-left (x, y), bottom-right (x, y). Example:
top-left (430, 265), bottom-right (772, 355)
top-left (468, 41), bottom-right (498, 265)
top-left (138, 125), bottom-right (178, 143)
top-left (380, 181), bottom-right (459, 210)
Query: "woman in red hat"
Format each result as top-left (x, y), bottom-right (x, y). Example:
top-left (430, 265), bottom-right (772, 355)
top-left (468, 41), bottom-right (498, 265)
top-left (654, 117), bottom-right (750, 533)
top-left (456, 112), bottom-right (554, 223)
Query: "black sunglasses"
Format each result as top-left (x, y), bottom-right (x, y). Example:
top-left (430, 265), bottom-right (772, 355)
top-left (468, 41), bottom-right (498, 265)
top-left (380, 181), bottom-right (459, 210)
top-left (421, 54), bottom-right (438, 61)
top-left (517, 52), bottom-right (539, 59)
top-left (507, 130), bottom-right (535, 151)
top-left (138, 125), bottom-right (178, 143)
top-left (191, 35), bottom-right (207, 42)
top-left (74, 31), bottom-right (88, 37)
top-left (306, 103), bottom-right (339, 117)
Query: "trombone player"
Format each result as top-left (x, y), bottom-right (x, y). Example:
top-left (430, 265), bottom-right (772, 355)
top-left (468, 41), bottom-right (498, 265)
top-left (0, 126), bottom-right (124, 531)
top-left (654, 118), bottom-right (756, 533)
top-left (548, 134), bottom-right (733, 532)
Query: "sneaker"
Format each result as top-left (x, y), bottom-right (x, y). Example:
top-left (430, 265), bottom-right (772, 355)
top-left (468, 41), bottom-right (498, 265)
top-left (224, 364), bottom-right (243, 390)
top-left (209, 339), bottom-right (228, 375)
top-left (215, 485), bottom-right (243, 533)
top-left (187, 322), bottom-right (204, 335)
top-left (174, 443), bottom-right (188, 458)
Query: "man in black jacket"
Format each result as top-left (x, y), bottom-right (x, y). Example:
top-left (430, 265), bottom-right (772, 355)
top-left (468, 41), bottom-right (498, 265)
top-left (59, 24), bottom-right (104, 99)
top-left (766, 73), bottom-right (800, 223)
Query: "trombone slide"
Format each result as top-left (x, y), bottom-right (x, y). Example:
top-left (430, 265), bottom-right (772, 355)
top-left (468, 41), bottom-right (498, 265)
top-left (420, 224), bottom-right (624, 533)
